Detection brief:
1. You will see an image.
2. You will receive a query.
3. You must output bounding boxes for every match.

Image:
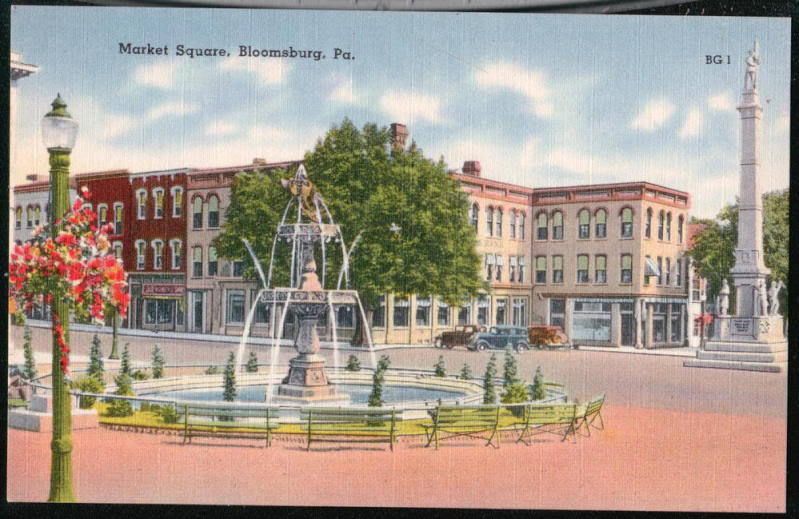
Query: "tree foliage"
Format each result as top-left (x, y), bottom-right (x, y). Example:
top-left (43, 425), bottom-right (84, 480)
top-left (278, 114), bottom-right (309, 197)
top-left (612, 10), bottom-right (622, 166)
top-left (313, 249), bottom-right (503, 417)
top-left (502, 349), bottom-right (520, 388)
top-left (688, 189), bottom-right (788, 315)
top-left (483, 354), bottom-right (498, 404)
top-left (223, 352), bottom-right (237, 402)
top-left (368, 355), bottom-right (391, 407)
top-left (433, 355), bottom-right (446, 377)
top-left (22, 325), bottom-right (36, 380)
top-left (245, 351), bottom-right (259, 373)
top-left (151, 344), bottom-right (165, 379)
top-left (530, 366), bottom-right (546, 401)
top-left (459, 363), bottom-right (473, 380)
top-left (120, 343), bottom-right (131, 376)
top-left (215, 119), bottom-right (484, 321)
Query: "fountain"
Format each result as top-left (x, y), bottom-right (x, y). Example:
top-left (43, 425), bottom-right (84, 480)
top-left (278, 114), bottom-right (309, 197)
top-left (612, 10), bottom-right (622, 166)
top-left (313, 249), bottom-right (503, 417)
top-left (237, 165), bottom-right (376, 405)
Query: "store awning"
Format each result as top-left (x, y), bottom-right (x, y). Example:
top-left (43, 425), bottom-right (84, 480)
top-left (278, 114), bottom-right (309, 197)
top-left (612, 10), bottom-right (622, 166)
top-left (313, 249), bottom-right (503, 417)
top-left (645, 257), bottom-right (660, 277)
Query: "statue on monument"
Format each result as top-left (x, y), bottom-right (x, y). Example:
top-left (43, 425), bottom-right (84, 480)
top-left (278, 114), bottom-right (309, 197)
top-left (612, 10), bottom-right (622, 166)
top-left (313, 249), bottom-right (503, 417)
top-left (718, 279), bottom-right (730, 316)
top-left (744, 40), bottom-right (760, 91)
top-left (768, 279), bottom-right (784, 316)
top-left (752, 279), bottom-right (768, 317)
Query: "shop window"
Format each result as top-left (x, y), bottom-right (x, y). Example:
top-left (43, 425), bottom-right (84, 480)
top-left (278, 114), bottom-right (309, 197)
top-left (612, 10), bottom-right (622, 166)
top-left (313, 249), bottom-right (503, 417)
top-left (495, 299), bottom-right (507, 325)
top-left (572, 301), bottom-right (612, 342)
top-left (670, 303), bottom-right (682, 342)
top-left (416, 296), bottom-right (431, 327)
top-left (458, 303), bottom-right (471, 325)
top-left (512, 298), bottom-right (527, 326)
top-left (226, 290), bottom-right (245, 324)
top-left (477, 295), bottom-right (490, 326)
top-left (550, 299), bottom-right (566, 330)
top-left (393, 297), bottom-right (410, 327)
top-left (652, 303), bottom-right (667, 343)
top-left (145, 299), bottom-right (174, 325)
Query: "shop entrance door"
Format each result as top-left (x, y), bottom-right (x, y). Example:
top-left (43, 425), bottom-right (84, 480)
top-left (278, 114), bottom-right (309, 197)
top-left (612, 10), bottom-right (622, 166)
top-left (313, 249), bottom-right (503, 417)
top-left (192, 292), bottom-right (203, 333)
top-left (621, 314), bottom-right (635, 346)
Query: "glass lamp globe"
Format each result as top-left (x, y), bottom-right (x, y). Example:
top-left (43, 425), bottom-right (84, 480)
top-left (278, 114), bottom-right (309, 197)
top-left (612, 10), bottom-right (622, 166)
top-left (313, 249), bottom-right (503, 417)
top-left (41, 94), bottom-right (78, 151)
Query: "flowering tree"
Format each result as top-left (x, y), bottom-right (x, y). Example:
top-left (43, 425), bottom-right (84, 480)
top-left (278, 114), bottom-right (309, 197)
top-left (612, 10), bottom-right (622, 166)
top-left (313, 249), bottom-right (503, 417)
top-left (9, 189), bottom-right (130, 375)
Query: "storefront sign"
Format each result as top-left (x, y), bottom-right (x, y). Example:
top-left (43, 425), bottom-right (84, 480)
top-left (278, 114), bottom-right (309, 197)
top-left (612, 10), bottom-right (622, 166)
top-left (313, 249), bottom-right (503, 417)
top-left (142, 284), bottom-right (185, 297)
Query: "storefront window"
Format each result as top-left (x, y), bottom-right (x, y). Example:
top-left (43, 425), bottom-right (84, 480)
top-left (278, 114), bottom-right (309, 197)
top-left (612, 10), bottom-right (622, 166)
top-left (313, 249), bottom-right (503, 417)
top-left (393, 297), bottom-right (409, 327)
top-left (372, 295), bottom-right (386, 328)
top-left (512, 298), bottom-right (527, 326)
top-left (416, 296), bottom-right (431, 327)
top-left (495, 299), bottom-right (507, 325)
top-left (572, 301), bottom-right (611, 342)
top-left (652, 303), bottom-right (667, 343)
top-left (226, 290), bottom-right (245, 324)
top-left (477, 295), bottom-right (489, 326)
top-left (145, 299), bottom-right (175, 325)
top-left (458, 302), bottom-right (471, 325)
top-left (670, 303), bottom-right (682, 342)
top-left (550, 299), bottom-right (565, 330)
top-left (437, 300), bottom-right (450, 326)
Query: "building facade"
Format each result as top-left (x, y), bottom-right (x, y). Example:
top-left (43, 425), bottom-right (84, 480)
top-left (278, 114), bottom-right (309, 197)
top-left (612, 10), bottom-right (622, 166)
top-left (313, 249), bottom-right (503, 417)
top-left (529, 182), bottom-right (691, 348)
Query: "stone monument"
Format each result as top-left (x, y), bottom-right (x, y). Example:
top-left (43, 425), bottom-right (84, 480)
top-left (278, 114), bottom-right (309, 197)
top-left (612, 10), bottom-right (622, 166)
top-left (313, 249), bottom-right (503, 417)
top-left (685, 41), bottom-right (787, 373)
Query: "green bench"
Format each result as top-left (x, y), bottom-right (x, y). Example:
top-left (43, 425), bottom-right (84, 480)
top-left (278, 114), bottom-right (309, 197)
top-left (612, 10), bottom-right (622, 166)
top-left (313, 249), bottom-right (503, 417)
top-left (423, 404), bottom-right (501, 449)
top-left (300, 407), bottom-right (398, 451)
top-left (514, 403), bottom-right (581, 444)
top-left (575, 394), bottom-right (605, 437)
top-left (179, 402), bottom-right (280, 447)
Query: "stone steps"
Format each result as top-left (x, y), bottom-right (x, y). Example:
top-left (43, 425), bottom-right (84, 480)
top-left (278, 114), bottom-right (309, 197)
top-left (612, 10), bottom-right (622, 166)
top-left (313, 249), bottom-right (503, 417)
top-left (683, 359), bottom-right (786, 373)
top-left (703, 341), bottom-right (787, 354)
top-left (697, 349), bottom-right (787, 363)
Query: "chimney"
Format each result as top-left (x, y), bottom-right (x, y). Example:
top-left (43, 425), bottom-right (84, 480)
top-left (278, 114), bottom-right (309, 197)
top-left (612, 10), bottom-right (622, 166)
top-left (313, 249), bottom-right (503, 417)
top-left (462, 161), bottom-right (481, 177)
top-left (252, 157), bottom-right (267, 165)
top-left (390, 123), bottom-right (408, 151)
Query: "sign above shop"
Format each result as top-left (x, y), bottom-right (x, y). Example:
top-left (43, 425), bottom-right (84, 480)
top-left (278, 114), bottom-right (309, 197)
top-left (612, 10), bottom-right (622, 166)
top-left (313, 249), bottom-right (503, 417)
top-left (142, 284), bottom-right (185, 297)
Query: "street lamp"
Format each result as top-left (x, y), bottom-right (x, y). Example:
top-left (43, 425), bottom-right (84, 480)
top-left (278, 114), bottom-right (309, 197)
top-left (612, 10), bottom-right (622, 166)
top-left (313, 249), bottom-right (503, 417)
top-left (42, 93), bottom-right (78, 503)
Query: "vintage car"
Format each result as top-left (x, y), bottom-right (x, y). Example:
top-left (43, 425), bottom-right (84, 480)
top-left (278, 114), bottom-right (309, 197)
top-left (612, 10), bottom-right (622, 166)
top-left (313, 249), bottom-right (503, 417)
top-left (434, 324), bottom-right (484, 349)
top-left (467, 325), bottom-right (531, 352)
top-left (528, 325), bottom-right (570, 349)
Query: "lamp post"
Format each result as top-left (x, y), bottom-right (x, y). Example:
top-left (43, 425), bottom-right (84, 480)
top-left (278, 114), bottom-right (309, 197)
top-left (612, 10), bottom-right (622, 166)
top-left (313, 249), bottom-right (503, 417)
top-left (42, 94), bottom-right (78, 502)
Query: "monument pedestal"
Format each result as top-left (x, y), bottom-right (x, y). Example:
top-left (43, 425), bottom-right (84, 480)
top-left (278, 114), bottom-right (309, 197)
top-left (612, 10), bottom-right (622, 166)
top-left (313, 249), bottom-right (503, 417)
top-left (8, 393), bottom-right (100, 432)
top-left (276, 353), bottom-right (349, 404)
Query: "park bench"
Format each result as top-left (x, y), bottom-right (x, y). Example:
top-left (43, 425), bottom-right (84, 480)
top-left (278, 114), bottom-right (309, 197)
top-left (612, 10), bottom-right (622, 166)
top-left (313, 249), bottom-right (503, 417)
top-left (179, 402), bottom-right (280, 447)
top-left (300, 407), bottom-right (398, 451)
top-left (423, 404), bottom-right (501, 449)
top-left (575, 394), bottom-right (605, 437)
top-left (514, 402), bottom-right (581, 444)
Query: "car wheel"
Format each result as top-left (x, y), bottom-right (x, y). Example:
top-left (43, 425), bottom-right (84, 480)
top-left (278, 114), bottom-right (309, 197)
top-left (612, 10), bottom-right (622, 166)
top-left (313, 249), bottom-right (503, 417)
top-left (516, 343), bottom-right (529, 352)
top-left (476, 342), bottom-right (487, 352)
top-left (433, 338), bottom-right (442, 348)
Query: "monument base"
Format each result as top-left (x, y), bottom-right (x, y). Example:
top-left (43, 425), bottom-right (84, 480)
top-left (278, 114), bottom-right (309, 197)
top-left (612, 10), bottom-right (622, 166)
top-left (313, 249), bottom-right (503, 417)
top-left (274, 353), bottom-right (351, 405)
top-left (8, 394), bottom-right (100, 432)
top-left (684, 315), bottom-right (787, 373)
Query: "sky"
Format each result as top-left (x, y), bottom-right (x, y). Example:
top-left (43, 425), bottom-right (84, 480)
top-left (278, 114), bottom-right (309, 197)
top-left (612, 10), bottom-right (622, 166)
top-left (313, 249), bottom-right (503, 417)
top-left (10, 7), bottom-right (791, 219)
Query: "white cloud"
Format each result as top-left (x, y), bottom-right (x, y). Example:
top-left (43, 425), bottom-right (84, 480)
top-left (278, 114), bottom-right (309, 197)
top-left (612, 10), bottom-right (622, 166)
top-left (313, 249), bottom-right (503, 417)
top-left (133, 62), bottom-right (176, 89)
top-left (679, 109), bottom-right (704, 139)
top-left (204, 121), bottom-right (238, 137)
top-left (708, 91), bottom-right (735, 112)
top-left (630, 98), bottom-right (676, 131)
top-left (146, 101), bottom-right (199, 121)
top-left (474, 62), bottom-right (553, 118)
top-left (774, 110), bottom-right (789, 135)
top-left (378, 90), bottom-right (443, 125)
top-left (329, 81), bottom-right (357, 105)
top-left (220, 58), bottom-right (289, 85)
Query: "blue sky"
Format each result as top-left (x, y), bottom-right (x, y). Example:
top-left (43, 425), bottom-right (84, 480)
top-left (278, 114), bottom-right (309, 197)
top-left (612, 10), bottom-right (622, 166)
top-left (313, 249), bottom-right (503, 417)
top-left (11, 7), bottom-right (790, 218)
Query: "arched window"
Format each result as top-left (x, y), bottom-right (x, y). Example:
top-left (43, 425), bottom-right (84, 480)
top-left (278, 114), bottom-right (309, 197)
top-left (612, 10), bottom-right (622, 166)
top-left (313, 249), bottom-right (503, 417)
top-left (486, 206), bottom-right (494, 237)
top-left (97, 204), bottom-right (108, 227)
top-left (171, 186), bottom-right (183, 217)
top-left (151, 240), bottom-right (164, 270)
top-left (645, 208), bottom-right (653, 238)
top-left (113, 203), bottom-right (124, 234)
top-left (666, 212), bottom-right (672, 241)
top-left (135, 240), bottom-right (146, 270)
top-left (136, 189), bottom-right (147, 220)
top-left (552, 211), bottom-right (564, 240)
top-left (33, 205), bottom-right (41, 227)
top-left (113, 241), bottom-right (123, 259)
top-left (26, 206), bottom-right (33, 228)
top-left (677, 215), bottom-right (684, 244)
top-left (192, 196), bottom-right (203, 229)
top-left (536, 212), bottom-right (548, 240)
top-left (207, 246), bottom-right (218, 276)
top-left (657, 210), bottom-right (665, 240)
top-left (15, 207), bottom-right (22, 229)
top-left (207, 195), bottom-right (220, 228)
top-left (153, 188), bottom-right (165, 219)
top-left (192, 246), bottom-right (203, 277)
top-left (495, 208), bottom-right (503, 237)
top-left (170, 239), bottom-right (182, 270)
top-left (509, 210), bottom-right (517, 239)
top-left (469, 203), bottom-right (479, 230)
top-left (595, 209), bottom-right (607, 238)
top-left (519, 212), bottom-right (526, 240)
top-left (621, 208), bottom-right (633, 238)
top-left (578, 209), bottom-right (590, 239)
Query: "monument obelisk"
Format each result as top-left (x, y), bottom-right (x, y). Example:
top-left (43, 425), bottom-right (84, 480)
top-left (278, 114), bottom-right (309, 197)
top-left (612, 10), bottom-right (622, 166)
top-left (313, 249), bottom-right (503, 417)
top-left (729, 40), bottom-right (770, 315)
top-left (685, 41), bottom-right (787, 373)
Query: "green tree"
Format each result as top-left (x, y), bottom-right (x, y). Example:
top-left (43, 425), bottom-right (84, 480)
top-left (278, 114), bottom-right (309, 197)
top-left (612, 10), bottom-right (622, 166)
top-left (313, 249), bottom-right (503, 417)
top-left (151, 344), bottom-right (165, 379)
top-left (530, 366), bottom-right (546, 401)
top-left (501, 382), bottom-right (530, 405)
top-left (215, 119), bottom-right (485, 344)
top-left (502, 349), bottom-right (519, 388)
top-left (688, 189), bottom-right (788, 316)
top-left (88, 334), bottom-right (104, 381)
top-left (245, 351), bottom-right (259, 373)
top-left (71, 375), bottom-right (104, 409)
top-left (223, 352), bottom-right (237, 402)
top-left (106, 373), bottom-right (134, 417)
top-left (120, 343), bottom-right (132, 376)
top-left (345, 354), bottom-right (361, 372)
top-left (368, 355), bottom-right (391, 407)
top-left (22, 325), bottom-right (37, 380)
top-left (459, 363), bottom-right (473, 380)
top-left (483, 354), bottom-right (498, 404)
top-left (433, 355), bottom-right (446, 377)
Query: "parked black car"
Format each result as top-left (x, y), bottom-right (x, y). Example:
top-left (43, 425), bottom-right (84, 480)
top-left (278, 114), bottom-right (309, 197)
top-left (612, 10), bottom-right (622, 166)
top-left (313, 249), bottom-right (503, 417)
top-left (467, 325), bottom-right (530, 352)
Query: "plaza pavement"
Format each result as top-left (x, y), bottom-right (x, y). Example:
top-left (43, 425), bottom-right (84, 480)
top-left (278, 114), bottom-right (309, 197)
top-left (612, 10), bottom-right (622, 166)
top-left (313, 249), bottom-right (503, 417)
top-left (7, 324), bottom-right (787, 511)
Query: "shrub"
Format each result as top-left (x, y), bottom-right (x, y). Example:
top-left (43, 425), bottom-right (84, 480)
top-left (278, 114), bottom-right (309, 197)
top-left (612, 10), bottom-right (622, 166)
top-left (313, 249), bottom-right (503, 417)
top-left (71, 375), bottom-right (105, 409)
top-left (151, 344), bottom-right (165, 379)
top-left (223, 352), bottom-right (237, 402)
top-left (131, 369), bottom-right (150, 381)
top-left (502, 348), bottom-right (519, 388)
top-left (433, 356), bottom-right (446, 377)
top-left (501, 382), bottom-right (530, 418)
top-left (368, 355), bottom-right (390, 407)
top-left (205, 365), bottom-right (220, 375)
top-left (114, 373), bottom-right (135, 396)
top-left (483, 354), bottom-right (498, 404)
top-left (345, 354), bottom-right (361, 372)
top-left (245, 351), bottom-right (259, 373)
top-left (459, 363), bottom-right (473, 380)
top-left (22, 325), bottom-right (36, 380)
top-left (156, 404), bottom-right (179, 424)
top-left (88, 334), bottom-right (104, 381)
top-left (120, 343), bottom-right (131, 376)
top-left (106, 398), bottom-right (134, 417)
top-left (530, 366), bottom-right (546, 401)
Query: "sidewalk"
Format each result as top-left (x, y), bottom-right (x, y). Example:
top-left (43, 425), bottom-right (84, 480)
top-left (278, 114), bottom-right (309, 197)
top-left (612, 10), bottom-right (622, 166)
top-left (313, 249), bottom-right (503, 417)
top-left (578, 345), bottom-right (697, 358)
